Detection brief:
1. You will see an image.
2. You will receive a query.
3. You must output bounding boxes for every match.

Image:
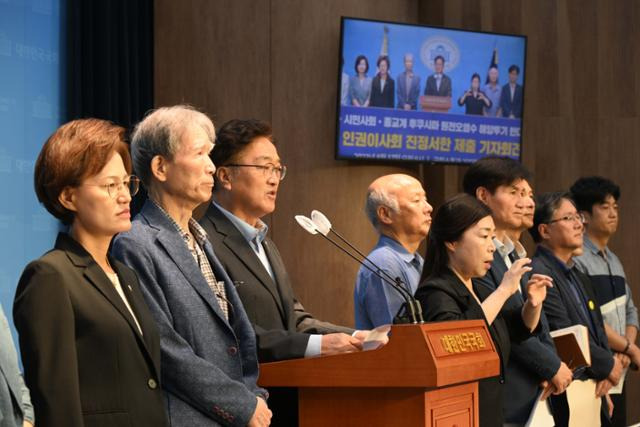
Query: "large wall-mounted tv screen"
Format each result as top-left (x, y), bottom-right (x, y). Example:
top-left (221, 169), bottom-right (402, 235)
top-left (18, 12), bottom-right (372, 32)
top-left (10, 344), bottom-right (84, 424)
top-left (336, 17), bottom-right (527, 164)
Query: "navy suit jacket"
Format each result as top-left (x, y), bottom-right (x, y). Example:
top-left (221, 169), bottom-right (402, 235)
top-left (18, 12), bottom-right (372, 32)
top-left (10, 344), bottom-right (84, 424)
top-left (473, 250), bottom-right (561, 424)
top-left (424, 74), bottom-right (452, 97)
top-left (112, 201), bottom-right (266, 427)
top-left (532, 246), bottom-right (614, 381)
top-left (199, 203), bottom-right (353, 362)
top-left (499, 83), bottom-right (523, 118)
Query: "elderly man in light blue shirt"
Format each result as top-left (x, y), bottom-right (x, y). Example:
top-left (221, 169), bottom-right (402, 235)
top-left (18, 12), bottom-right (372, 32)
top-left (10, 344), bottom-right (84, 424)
top-left (354, 174), bottom-right (432, 329)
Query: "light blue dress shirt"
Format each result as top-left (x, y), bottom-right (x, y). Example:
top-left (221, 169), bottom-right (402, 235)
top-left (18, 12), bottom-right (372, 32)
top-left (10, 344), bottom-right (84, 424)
top-left (483, 83), bottom-right (502, 117)
top-left (354, 235), bottom-right (424, 329)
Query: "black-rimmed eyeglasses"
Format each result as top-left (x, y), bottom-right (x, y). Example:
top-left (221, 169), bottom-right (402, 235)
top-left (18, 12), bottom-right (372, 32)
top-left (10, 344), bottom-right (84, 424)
top-left (224, 163), bottom-right (287, 181)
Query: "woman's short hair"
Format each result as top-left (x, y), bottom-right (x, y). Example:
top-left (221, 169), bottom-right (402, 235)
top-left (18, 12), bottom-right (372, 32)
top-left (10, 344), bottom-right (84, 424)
top-left (376, 55), bottom-right (390, 70)
top-left (130, 105), bottom-right (215, 186)
top-left (421, 194), bottom-right (493, 281)
top-left (34, 118), bottom-right (130, 224)
top-left (354, 55), bottom-right (369, 74)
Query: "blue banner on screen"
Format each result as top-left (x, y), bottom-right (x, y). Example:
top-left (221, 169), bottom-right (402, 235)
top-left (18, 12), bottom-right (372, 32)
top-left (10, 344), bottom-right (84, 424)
top-left (337, 17), bottom-right (526, 164)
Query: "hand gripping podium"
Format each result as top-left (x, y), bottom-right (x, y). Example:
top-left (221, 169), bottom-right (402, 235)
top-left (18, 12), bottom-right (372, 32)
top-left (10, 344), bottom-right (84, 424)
top-left (259, 321), bottom-right (499, 427)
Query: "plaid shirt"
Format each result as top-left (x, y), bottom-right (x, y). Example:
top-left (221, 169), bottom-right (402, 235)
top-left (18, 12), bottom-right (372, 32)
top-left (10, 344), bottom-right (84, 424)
top-left (150, 199), bottom-right (229, 320)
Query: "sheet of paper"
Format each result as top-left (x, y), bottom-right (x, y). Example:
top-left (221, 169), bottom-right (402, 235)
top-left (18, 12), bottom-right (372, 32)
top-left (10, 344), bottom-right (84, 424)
top-left (362, 324), bottom-right (391, 351)
top-left (566, 379), bottom-right (601, 427)
top-left (524, 390), bottom-right (555, 427)
top-left (608, 367), bottom-right (627, 394)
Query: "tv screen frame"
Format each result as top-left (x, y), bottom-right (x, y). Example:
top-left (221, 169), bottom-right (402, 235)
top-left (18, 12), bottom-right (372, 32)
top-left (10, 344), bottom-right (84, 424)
top-left (335, 16), bottom-right (528, 165)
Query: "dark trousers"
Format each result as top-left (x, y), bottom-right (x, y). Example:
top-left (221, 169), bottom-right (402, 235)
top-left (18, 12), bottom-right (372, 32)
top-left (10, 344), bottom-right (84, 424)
top-left (549, 392), bottom-right (611, 427)
top-left (267, 387), bottom-right (299, 427)
top-left (610, 385), bottom-right (626, 427)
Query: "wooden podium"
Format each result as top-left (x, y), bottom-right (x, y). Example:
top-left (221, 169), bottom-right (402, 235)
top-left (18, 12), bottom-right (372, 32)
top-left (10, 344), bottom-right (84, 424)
top-left (420, 95), bottom-right (452, 112)
top-left (259, 321), bottom-right (499, 427)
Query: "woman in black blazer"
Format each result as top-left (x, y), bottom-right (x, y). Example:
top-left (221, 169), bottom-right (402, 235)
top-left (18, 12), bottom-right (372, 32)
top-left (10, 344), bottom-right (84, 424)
top-left (414, 194), bottom-right (551, 426)
top-left (13, 119), bottom-right (168, 427)
top-left (369, 55), bottom-right (395, 108)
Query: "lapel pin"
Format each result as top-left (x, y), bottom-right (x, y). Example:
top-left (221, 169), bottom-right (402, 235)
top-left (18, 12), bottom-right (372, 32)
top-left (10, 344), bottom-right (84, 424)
top-left (128, 285), bottom-right (133, 292)
top-left (588, 300), bottom-right (595, 310)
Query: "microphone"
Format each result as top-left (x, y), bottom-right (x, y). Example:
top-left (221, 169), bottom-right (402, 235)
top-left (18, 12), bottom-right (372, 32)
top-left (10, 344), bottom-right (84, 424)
top-left (310, 210), bottom-right (424, 324)
top-left (295, 213), bottom-right (422, 324)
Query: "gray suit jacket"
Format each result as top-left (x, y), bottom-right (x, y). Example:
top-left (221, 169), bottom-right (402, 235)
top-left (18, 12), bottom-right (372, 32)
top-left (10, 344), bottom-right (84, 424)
top-left (112, 201), bottom-right (267, 427)
top-left (199, 203), bottom-right (353, 362)
top-left (0, 304), bottom-right (33, 427)
top-left (395, 71), bottom-right (421, 109)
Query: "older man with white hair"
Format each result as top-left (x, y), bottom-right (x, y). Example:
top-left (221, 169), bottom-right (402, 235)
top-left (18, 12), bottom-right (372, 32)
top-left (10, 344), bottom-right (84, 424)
top-left (354, 174), bottom-right (433, 329)
top-left (112, 105), bottom-right (272, 427)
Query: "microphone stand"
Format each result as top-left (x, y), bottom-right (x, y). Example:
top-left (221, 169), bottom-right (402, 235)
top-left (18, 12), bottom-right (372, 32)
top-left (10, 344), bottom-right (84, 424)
top-left (313, 230), bottom-right (419, 324)
top-left (325, 227), bottom-right (424, 323)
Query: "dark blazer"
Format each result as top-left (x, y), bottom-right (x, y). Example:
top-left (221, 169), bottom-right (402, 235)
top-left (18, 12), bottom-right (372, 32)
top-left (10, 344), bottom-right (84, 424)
top-left (395, 71), bottom-right (421, 109)
top-left (424, 73), bottom-right (452, 97)
top-left (499, 83), bottom-right (523, 118)
top-left (13, 233), bottom-right (167, 427)
top-left (199, 203), bottom-right (354, 363)
top-left (416, 268), bottom-right (533, 427)
top-left (532, 245), bottom-right (614, 380)
top-left (112, 201), bottom-right (267, 427)
top-left (369, 75), bottom-right (395, 108)
top-left (473, 251), bottom-right (562, 424)
top-left (457, 91), bottom-right (491, 115)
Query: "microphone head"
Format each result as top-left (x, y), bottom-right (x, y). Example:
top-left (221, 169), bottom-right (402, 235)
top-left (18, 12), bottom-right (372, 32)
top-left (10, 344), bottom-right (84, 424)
top-left (294, 215), bottom-right (318, 235)
top-left (310, 210), bottom-right (331, 236)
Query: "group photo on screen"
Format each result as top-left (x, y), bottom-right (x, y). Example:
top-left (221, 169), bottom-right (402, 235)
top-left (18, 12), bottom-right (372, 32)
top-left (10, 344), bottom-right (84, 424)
top-left (336, 18), bottom-right (527, 164)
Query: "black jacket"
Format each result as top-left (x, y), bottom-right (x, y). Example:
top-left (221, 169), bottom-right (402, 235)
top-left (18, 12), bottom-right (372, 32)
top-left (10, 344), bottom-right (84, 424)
top-left (416, 268), bottom-right (534, 427)
top-left (14, 233), bottom-right (168, 427)
top-left (473, 251), bottom-right (562, 423)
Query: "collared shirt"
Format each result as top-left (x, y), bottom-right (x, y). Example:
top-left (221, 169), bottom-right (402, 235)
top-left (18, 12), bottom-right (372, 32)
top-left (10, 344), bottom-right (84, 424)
top-left (574, 235), bottom-right (639, 336)
top-left (150, 199), bottom-right (229, 320)
top-left (212, 201), bottom-right (323, 357)
top-left (405, 72), bottom-right (413, 98)
top-left (213, 201), bottom-right (275, 280)
top-left (379, 76), bottom-right (386, 93)
top-left (354, 235), bottom-right (424, 329)
top-left (483, 83), bottom-right (502, 117)
top-left (494, 236), bottom-right (526, 269)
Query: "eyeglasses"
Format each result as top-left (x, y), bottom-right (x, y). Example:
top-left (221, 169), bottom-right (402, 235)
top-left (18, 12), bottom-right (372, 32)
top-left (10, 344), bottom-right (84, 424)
top-left (546, 213), bottom-right (585, 225)
top-left (83, 175), bottom-right (140, 198)
top-left (224, 163), bottom-right (287, 181)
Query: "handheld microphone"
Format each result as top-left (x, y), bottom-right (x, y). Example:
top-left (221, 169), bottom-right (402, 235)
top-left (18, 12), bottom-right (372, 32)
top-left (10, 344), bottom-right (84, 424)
top-left (310, 210), bottom-right (424, 324)
top-left (295, 214), bottom-right (422, 324)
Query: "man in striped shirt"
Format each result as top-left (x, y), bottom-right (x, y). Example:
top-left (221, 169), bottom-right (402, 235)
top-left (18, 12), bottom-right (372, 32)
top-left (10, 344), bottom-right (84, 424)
top-left (571, 176), bottom-right (640, 427)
